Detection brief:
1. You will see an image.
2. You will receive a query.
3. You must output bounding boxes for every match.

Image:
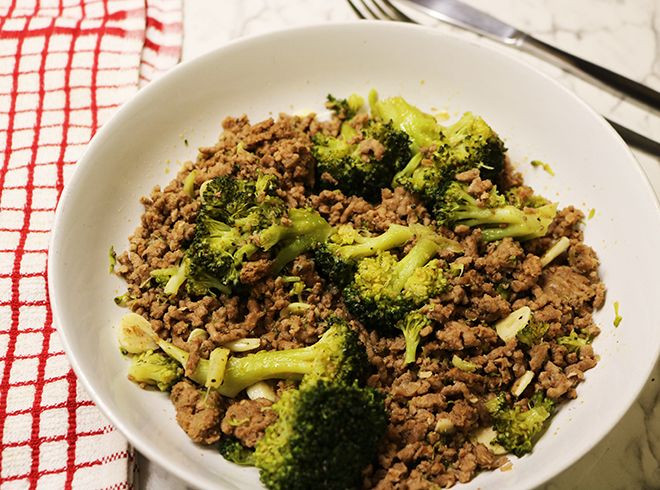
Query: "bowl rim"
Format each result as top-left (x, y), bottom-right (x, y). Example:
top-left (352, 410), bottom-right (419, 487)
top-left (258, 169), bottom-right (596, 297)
top-left (48, 20), bottom-right (660, 490)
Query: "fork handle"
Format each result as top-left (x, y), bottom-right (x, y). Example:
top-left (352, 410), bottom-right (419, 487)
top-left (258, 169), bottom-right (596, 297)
top-left (520, 35), bottom-right (660, 111)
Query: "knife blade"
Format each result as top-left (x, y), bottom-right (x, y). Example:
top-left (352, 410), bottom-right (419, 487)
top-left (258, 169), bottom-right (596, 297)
top-left (404, 0), bottom-right (526, 45)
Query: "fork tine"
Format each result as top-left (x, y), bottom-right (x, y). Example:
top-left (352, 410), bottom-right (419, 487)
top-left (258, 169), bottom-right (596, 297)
top-left (348, 0), bottom-right (380, 20)
top-left (346, 0), bottom-right (368, 19)
top-left (378, 0), bottom-right (415, 23)
top-left (365, 0), bottom-right (397, 20)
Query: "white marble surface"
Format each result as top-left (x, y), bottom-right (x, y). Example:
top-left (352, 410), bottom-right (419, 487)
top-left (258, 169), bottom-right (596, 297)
top-left (138, 1), bottom-right (660, 488)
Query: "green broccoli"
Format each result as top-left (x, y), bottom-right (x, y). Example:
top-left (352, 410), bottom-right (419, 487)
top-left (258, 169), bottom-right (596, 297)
top-left (325, 93), bottom-right (364, 120)
top-left (314, 224), bottom-right (416, 288)
top-left (343, 233), bottom-right (459, 328)
top-left (254, 377), bottom-right (386, 490)
top-left (370, 91), bottom-right (508, 220)
top-left (148, 317), bottom-right (367, 397)
top-left (127, 350), bottom-right (182, 391)
top-left (217, 318), bottom-right (367, 397)
top-left (393, 111), bottom-right (505, 196)
top-left (152, 175), bottom-right (331, 297)
top-left (257, 208), bottom-right (332, 274)
top-left (312, 118), bottom-right (412, 201)
top-left (369, 89), bottom-right (442, 152)
top-left (557, 330), bottom-right (591, 352)
top-left (200, 173), bottom-right (284, 225)
top-left (516, 319), bottom-right (550, 347)
top-left (396, 311), bottom-right (431, 364)
top-left (219, 437), bottom-right (256, 466)
top-left (435, 181), bottom-right (557, 242)
top-left (487, 391), bottom-right (555, 456)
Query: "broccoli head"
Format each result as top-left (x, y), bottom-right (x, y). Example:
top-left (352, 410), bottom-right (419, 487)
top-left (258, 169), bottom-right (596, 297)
top-left (343, 234), bottom-right (457, 328)
top-left (314, 224), bottom-right (416, 288)
top-left (254, 378), bottom-right (387, 490)
top-left (152, 175), bottom-right (331, 297)
top-left (393, 112), bottom-right (505, 198)
top-left (312, 118), bottom-right (412, 201)
top-left (435, 181), bottom-right (557, 242)
top-left (437, 112), bottom-right (506, 181)
top-left (396, 310), bottom-right (431, 365)
top-left (487, 391), bottom-right (555, 456)
top-left (557, 330), bottom-right (591, 352)
top-left (369, 89), bottom-right (442, 152)
top-left (516, 318), bottom-right (550, 347)
top-left (369, 91), bottom-right (508, 219)
top-left (127, 350), bottom-right (182, 391)
top-left (200, 173), bottom-right (284, 225)
top-left (325, 93), bottom-right (364, 120)
top-left (219, 437), bottom-right (256, 466)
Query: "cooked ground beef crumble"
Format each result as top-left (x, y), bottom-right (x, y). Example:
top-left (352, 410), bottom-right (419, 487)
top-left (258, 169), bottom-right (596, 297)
top-left (115, 113), bottom-right (605, 488)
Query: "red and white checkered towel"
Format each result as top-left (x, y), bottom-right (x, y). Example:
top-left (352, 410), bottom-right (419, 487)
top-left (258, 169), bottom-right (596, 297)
top-left (0, 1), bottom-right (181, 488)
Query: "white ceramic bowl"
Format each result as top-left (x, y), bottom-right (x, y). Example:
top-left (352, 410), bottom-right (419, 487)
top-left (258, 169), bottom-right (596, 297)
top-left (49, 22), bottom-right (660, 490)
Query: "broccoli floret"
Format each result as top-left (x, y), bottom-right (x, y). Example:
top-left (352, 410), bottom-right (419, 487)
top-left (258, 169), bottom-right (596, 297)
top-left (127, 350), bottom-right (182, 391)
top-left (314, 224), bottom-right (416, 288)
top-left (217, 318), bottom-right (367, 397)
top-left (152, 317), bottom-right (367, 396)
top-left (369, 89), bottom-right (442, 152)
top-left (370, 92), bottom-right (507, 217)
top-left (516, 319), bottom-right (549, 347)
top-left (343, 234), bottom-right (458, 328)
top-left (435, 182), bottom-right (557, 242)
top-left (396, 311), bottom-right (431, 364)
top-left (312, 119), bottom-right (412, 201)
top-left (257, 208), bottom-right (332, 274)
top-left (200, 174), bottom-right (284, 225)
top-left (557, 330), bottom-right (591, 352)
top-left (325, 93), bottom-right (364, 120)
top-left (487, 391), bottom-right (555, 456)
top-left (394, 112), bottom-right (505, 194)
top-left (219, 437), bottom-right (256, 466)
top-left (254, 378), bottom-right (386, 490)
top-left (484, 393), bottom-right (508, 414)
top-left (153, 176), bottom-right (330, 297)
top-left (437, 112), bottom-right (506, 180)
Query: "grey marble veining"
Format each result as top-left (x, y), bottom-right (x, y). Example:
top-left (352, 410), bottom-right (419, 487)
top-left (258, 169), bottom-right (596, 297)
top-left (138, 1), bottom-right (660, 488)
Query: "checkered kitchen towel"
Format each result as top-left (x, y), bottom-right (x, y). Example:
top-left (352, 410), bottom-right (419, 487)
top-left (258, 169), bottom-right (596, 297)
top-left (0, 1), bottom-right (181, 488)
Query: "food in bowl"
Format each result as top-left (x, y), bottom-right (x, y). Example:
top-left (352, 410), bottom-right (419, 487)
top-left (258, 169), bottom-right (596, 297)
top-left (111, 91), bottom-right (605, 489)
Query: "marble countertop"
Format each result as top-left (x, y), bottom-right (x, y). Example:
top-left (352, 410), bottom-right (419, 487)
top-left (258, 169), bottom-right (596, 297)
top-left (139, 1), bottom-right (660, 488)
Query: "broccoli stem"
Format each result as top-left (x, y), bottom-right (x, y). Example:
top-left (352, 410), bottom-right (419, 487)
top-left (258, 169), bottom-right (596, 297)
top-left (157, 339), bottom-right (207, 385)
top-left (163, 258), bottom-right (189, 295)
top-left (336, 224), bottom-right (415, 260)
top-left (271, 234), bottom-right (325, 274)
top-left (218, 336), bottom-right (334, 397)
top-left (454, 206), bottom-right (527, 226)
top-left (387, 237), bottom-right (442, 294)
top-left (403, 331), bottom-right (420, 364)
top-left (392, 152), bottom-right (423, 186)
top-left (258, 209), bottom-right (330, 251)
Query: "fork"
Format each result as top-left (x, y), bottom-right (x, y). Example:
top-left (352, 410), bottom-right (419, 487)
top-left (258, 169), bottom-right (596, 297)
top-left (346, 0), bottom-right (660, 157)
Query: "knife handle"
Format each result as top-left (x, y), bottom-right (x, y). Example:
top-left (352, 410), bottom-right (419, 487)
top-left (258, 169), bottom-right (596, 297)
top-left (520, 35), bottom-right (660, 112)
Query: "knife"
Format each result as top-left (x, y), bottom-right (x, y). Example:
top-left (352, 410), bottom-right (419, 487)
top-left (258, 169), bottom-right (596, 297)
top-left (403, 0), bottom-right (660, 112)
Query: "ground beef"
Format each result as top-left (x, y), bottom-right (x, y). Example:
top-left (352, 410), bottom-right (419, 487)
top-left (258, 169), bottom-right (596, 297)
top-left (221, 398), bottom-right (278, 448)
top-left (170, 380), bottom-right (224, 444)
top-left (116, 112), bottom-right (606, 488)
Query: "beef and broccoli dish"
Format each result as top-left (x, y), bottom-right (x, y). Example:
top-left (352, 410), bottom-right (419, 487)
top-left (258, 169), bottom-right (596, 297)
top-left (112, 90), bottom-right (605, 489)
